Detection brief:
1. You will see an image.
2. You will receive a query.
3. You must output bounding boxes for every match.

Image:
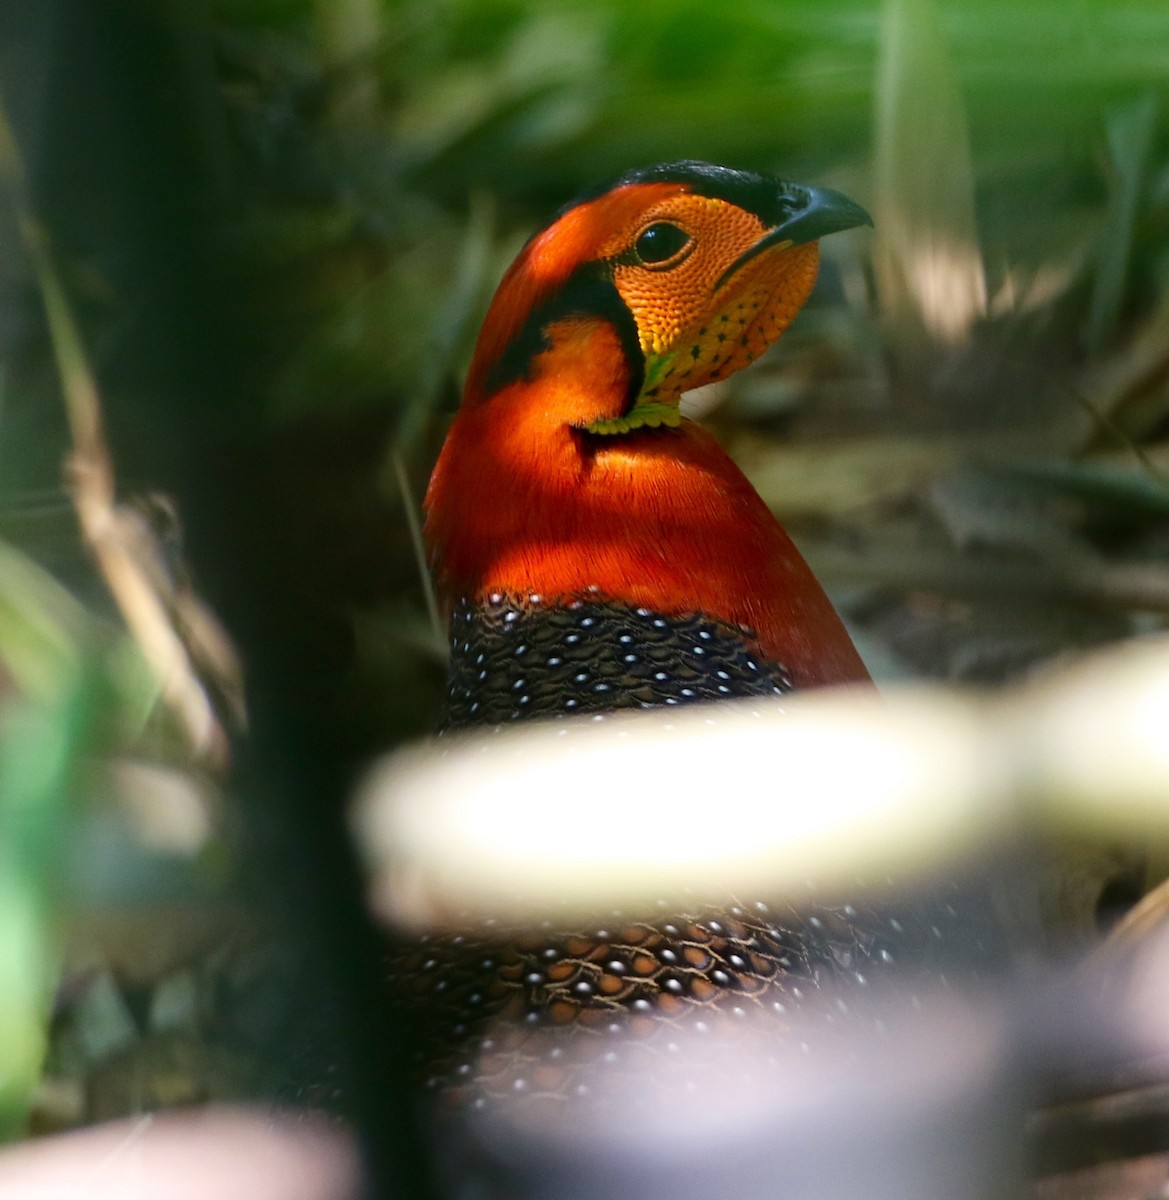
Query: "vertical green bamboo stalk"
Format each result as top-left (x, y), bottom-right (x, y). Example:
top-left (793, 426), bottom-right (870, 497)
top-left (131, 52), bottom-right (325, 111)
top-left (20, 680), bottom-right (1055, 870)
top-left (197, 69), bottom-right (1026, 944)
top-left (873, 0), bottom-right (986, 348)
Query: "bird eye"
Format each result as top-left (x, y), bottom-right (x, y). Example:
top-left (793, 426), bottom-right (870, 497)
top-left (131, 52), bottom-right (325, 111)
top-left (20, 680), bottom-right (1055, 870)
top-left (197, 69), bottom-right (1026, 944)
top-left (633, 222), bottom-right (692, 267)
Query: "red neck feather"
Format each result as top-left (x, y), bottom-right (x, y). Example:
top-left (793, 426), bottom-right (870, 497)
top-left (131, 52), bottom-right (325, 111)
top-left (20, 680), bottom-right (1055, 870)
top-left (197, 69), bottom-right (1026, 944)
top-left (425, 320), bottom-right (869, 689)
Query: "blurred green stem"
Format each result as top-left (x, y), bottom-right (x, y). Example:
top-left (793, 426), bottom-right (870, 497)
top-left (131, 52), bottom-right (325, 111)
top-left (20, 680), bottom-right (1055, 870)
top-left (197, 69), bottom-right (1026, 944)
top-left (313, 0), bottom-right (385, 126)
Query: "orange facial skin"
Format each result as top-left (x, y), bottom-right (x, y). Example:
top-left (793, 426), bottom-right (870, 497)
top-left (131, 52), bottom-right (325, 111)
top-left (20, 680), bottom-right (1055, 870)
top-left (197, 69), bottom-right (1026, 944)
top-left (426, 166), bottom-right (871, 689)
top-left (608, 193), bottom-right (818, 401)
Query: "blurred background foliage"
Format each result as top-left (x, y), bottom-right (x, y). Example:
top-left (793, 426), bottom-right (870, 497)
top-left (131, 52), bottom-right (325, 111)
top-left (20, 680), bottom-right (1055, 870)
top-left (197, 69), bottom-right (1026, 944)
top-left (0, 0), bottom-right (1167, 1144)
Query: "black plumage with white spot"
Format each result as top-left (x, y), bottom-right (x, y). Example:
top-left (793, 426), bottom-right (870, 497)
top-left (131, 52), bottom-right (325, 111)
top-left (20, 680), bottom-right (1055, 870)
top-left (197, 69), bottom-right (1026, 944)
top-left (389, 589), bottom-right (1004, 1107)
top-left (443, 592), bottom-right (791, 729)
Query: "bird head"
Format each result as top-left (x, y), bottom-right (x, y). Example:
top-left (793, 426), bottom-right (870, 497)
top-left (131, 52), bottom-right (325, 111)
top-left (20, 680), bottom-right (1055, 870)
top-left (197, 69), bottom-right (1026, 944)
top-left (464, 160), bottom-right (870, 434)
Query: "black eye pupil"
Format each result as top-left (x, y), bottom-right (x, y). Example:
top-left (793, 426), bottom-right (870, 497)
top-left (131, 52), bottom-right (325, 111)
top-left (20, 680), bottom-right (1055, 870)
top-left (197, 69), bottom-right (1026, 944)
top-left (635, 222), bottom-right (690, 265)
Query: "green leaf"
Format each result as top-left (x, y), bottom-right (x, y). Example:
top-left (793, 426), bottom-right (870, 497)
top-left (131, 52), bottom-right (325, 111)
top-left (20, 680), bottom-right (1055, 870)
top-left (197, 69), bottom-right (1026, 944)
top-left (1086, 92), bottom-right (1159, 351)
top-left (873, 0), bottom-right (986, 344)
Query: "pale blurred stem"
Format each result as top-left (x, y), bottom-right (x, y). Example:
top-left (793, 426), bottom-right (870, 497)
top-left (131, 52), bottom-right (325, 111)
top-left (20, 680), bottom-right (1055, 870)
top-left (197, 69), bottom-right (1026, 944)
top-left (391, 450), bottom-right (444, 650)
top-left (385, 191), bottom-right (495, 655)
top-left (0, 97), bottom-right (226, 765)
top-left (38, 252), bottom-right (225, 763)
top-left (873, 0), bottom-right (986, 354)
top-left (1098, 874), bottom-right (1169, 955)
top-left (313, 0), bottom-right (385, 127)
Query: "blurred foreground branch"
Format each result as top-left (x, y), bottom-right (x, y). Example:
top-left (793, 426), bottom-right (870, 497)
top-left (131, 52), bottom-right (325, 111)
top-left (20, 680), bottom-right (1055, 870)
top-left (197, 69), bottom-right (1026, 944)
top-left (0, 1107), bottom-right (358, 1200)
top-left (355, 634), bottom-right (1169, 932)
top-left (0, 95), bottom-right (242, 767)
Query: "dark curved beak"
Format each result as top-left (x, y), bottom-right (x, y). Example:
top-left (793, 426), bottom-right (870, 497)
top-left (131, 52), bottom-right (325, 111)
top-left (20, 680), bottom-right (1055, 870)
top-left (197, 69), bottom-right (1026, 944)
top-left (715, 184), bottom-right (872, 291)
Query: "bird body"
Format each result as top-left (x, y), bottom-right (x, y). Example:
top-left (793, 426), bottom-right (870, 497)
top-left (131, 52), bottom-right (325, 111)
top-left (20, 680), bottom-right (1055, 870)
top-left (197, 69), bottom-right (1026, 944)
top-left (427, 162), bottom-right (871, 698)
top-left (402, 162), bottom-right (995, 1104)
